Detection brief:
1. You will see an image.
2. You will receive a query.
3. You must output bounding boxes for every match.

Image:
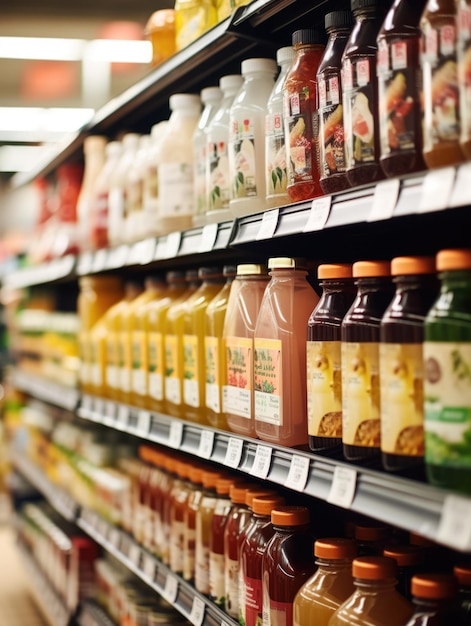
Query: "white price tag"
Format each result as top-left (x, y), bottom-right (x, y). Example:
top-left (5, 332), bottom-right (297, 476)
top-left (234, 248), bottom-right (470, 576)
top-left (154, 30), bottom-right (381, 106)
top-left (97, 517), bottom-right (108, 538)
top-left (81, 395), bottom-right (93, 415)
top-left (224, 437), bottom-right (244, 468)
top-left (189, 596), bottom-right (205, 626)
top-left (92, 249), bottom-right (108, 273)
top-left (169, 421), bottom-right (184, 448)
top-left (106, 244), bottom-right (129, 269)
top-left (143, 554), bottom-right (156, 581)
top-left (139, 238), bottom-right (157, 265)
top-left (109, 527), bottom-right (121, 548)
top-left (368, 178), bottom-right (400, 222)
top-left (154, 237), bottom-right (168, 261)
top-left (437, 494), bottom-right (471, 551)
top-left (418, 166), bottom-right (456, 213)
top-left (327, 466), bottom-right (357, 508)
top-left (117, 404), bottom-right (129, 428)
top-left (163, 573), bottom-right (179, 603)
top-left (249, 445), bottom-right (272, 479)
top-left (449, 162), bottom-right (471, 207)
top-left (104, 400), bottom-right (116, 425)
top-left (256, 208), bottom-right (279, 240)
top-left (129, 544), bottom-right (142, 567)
top-left (284, 455), bottom-right (310, 492)
top-left (165, 231), bottom-right (182, 258)
top-left (198, 430), bottom-right (215, 459)
top-left (93, 397), bottom-right (105, 420)
top-left (77, 251), bottom-right (93, 275)
top-left (303, 196), bottom-right (332, 232)
top-left (199, 223), bottom-right (219, 252)
top-left (137, 410), bottom-right (151, 436)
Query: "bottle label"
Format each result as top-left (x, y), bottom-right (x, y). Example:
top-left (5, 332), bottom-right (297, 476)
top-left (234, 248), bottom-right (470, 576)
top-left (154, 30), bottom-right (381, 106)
top-left (144, 163), bottom-right (158, 201)
top-left (269, 600), bottom-right (293, 626)
top-left (205, 336), bottom-right (221, 412)
top-left (225, 556), bottom-right (240, 618)
top-left (159, 162), bottom-right (194, 216)
top-left (195, 141), bottom-right (208, 218)
top-left (265, 112), bottom-right (288, 197)
top-left (342, 342), bottom-right (381, 447)
top-left (380, 342), bottom-right (425, 456)
top-left (209, 552), bottom-right (226, 606)
top-left (183, 524), bottom-right (196, 581)
top-left (165, 334), bottom-right (181, 405)
top-left (131, 330), bottom-right (147, 395)
top-left (224, 337), bottom-right (253, 418)
top-left (208, 138), bottom-right (231, 212)
top-left (283, 88), bottom-right (315, 185)
top-left (318, 74), bottom-right (347, 178)
top-left (148, 331), bottom-right (164, 401)
top-left (244, 575), bottom-right (263, 626)
top-left (343, 57), bottom-right (377, 167)
top-left (118, 331), bottom-right (131, 392)
top-left (230, 118), bottom-right (258, 199)
top-left (90, 363), bottom-right (101, 388)
top-left (424, 341), bottom-right (471, 468)
top-left (307, 340), bottom-right (342, 438)
top-left (106, 332), bottom-right (119, 389)
top-left (183, 334), bottom-right (200, 407)
top-left (458, 5), bottom-right (471, 145)
top-left (254, 338), bottom-right (282, 426)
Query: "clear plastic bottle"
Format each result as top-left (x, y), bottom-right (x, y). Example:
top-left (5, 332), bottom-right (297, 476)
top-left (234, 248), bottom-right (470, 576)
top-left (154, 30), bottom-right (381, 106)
top-left (193, 86), bottom-right (222, 226)
top-left (254, 257), bottom-right (320, 447)
top-left (224, 264), bottom-right (269, 438)
top-left (126, 133), bottom-right (151, 243)
top-left (142, 121), bottom-right (169, 239)
top-left (265, 45), bottom-right (296, 209)
top-left (157, 93), bottom-right (201, 235)
top-left (404, 574), bottom-right (464, 626)
top-left (206, 74), bottom-right (244, 223)
top-left (174, 0), bottom-right (217, 51)
top-left (229, 57), bottom-right (278, 217)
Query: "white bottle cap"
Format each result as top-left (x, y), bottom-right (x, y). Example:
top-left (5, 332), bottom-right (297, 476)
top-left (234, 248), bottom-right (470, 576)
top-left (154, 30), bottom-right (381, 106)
top-left (83, 135), bottom-right (107, 152)
top-left (200, 86), bottom-right (222, 105)
top-left (241, 57), bottom-right (278, 76)
top-left (169, 93), bottom-right (201, 111)
top-left (106, 141), bottom-right (122, 157)
top-left (276, 46), bottom-right (295, 66)
top-left (150, 120), bottom-right (169, 139)
top-left (122, 133), bottom-right (140, 149)
top-left (219, 74), bottom-right (244, 93)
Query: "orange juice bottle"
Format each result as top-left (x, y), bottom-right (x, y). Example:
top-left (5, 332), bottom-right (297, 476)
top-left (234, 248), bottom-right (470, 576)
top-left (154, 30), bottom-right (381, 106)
top-left (182, 266), bottom-right (226, 424)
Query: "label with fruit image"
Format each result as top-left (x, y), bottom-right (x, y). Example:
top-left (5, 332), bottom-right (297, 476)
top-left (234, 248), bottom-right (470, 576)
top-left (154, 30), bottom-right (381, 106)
top-left (283, 88), bottom-right (315, 185)
top-left (307, 340), bottom-right (343, 438)
top-left (318, 74), bottom-right (347, 177)
top-left (254, 338), bottom-right (282, 426)
top-left (224, 336), bottom-right (252, 418)
top-left (265, 112), bottom-right (288, 197)
top-left (230, 118), bottom-right (257, 198)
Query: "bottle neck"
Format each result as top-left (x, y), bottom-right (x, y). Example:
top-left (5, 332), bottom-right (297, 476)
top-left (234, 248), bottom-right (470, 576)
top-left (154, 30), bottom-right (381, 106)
top-left (354, 577), bottom-right (398, 592)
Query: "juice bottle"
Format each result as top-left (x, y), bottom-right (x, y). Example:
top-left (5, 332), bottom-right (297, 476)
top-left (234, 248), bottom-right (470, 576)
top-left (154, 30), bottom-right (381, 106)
top-left (149, 451), bottom-right (169, 560)
top-left (144, 9), bottom-right (176, 67)
top-left (379, 256), bottom-right (438, 473)
top-left (293, 537), bottom-right (357, 626)
top-left (142, 121), bottom-right (169, 239)
top-left (404, 574), bottom-right (464, 625)
top-left (263, 506), bottom-right (316, 626)
top-left (420, 0), bottom-right (465, 168)
top-left (458, 0), bottom-right (471, 158)
top-left (169, 459), bottom-right (192, 576)
top-left (205, 264), bottom-right (237, 431)
top-left (423, 249), bottom-right (471, 494)
top-left (182, 266), bottom-right (226, 424)
top-left (307, 263), bottom-right (356, 452)
top-left (174, 0), bottom-right (217, 51)
top-left (383, 544), bottom-right (425, 600)
top-left (454, 564), bottom-right (471, 619)
top-left (161, 453), bottom-right (179, 566)
top-left (341, 260), bottom-right (394, 462)
top-left (353, 521), bottom-right (391, 556)
top-left (224, 263), bottom-right (269, 438)
top-left (183, 464), bottom-right (205, 582)
top-left (328, 556), bottom-right (414, 626)
top-left (254, 257), bottom-right (319, 447)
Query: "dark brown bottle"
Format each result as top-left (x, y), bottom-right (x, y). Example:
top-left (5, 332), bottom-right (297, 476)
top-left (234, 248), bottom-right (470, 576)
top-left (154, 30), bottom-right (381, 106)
top-left (405, 574), bottom-right (465, 626)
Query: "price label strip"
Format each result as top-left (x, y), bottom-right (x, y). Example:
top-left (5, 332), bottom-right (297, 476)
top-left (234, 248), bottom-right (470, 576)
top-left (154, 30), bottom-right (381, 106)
top-left (106, 245), bottom-right (129, 269)
top-left (189, 596), bottom-right (205, 626)
top-left (303, 195), bottom-right (332, 232)
top-left (284, 455), bottom-right (310, 492)
top-left (367, 178), bottom-right (400, 222)
top-left (418, 166), bottom-right (456, 213)
top-left (437, 494), bottom-right (471, 551)
top-left (256, 208), bottom-right (279, 240)
top-left (139, 238), bottom-right (157, 265)
top-left (163, 573), bottom-right (179, 603)
top-left (168, 421), bottom-right (184, 448)
top-left (198, 430), bottom-right (215, 460)
top-left (224, 437), bottom-right (244, 468)
top-left (327, 466), bottom-right (357, 508)
top-left (249, 445), bottom-right (272, 479)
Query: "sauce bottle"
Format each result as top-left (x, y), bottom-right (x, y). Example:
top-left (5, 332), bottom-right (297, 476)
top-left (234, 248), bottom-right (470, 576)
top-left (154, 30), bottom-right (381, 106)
top-left (262, 506), bottom-right (316, 626)
top-left (254, 257), bottom-right (320, 448)
top-left (318, 10), bottom-right (354, 194)
top-left (342, 0), bottom-right (388, 188)
top-left (420, 0), bottom-right (465, 168)
top-left (423, 249), bottom-right (471, 494)
top-left (404, 574), bottom-right (464, 625)
top-left (379, 256), bottom-right (438, 473)
top-left (293, 537), bottom-right (357, 626)
top-left (377, 0), bottom-right (428, 178)
top-left (224, 264), bottom-right (270, 438)
top-left (383, 544), bottom-right (425, 600)
top-left (282, 28), bottom-right (326, 202)
top-left (454, 564), bottom-right (471, 619)
top-left (341, 260), bottom-right (394, 462)
top-left (458, 0), bottom-right (471, 158)
top-left (307, 263), bottom-right (356, 452)
top-left (328, 556), bottom-right (415, 626)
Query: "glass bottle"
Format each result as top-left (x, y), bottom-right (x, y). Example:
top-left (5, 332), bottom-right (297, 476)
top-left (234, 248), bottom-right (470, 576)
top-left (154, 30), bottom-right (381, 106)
top-left (183, 464), bottom-right (205, 582)
top-left (383, 544), bottom-right (425, 600)
top-left (169, 460), bottom-right (192, 576)
top-left (458, 0), bottom-right (471, 158)
top-left (307, 263), bottom-right (356, 452)
top-left (404, 573), bottom-right (464, 625)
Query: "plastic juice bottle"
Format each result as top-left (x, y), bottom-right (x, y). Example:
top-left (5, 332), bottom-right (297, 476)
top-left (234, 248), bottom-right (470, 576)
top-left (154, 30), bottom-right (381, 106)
top-left (342, 0), bottom-right (388, 188)
top-left (265, 45), bottom-right (296, 209)
top-left (174, 0), bottom-right (217, 51)
top-left (282, 28), bottom-right (327, 202)
top-left (317, 10), bottom-right (354, 195)
top-left (307, 263), bottom-right (356, 453)
top-left (142, 121), bottom-right (169, 239)
top-left (458, 0), bottom-right (471, 158)
top-left (254, 257), bottom-right (320, 447)
top-left (341, 260), bottom-right (394, 462)
top-left (262, 506), bottom-right (316, 626)
top-left (164, 269), bottom-right (201, 419)
top-left (183, 464), bottom-right (205, 582)
top-left (376, 0), bottom-right (428, 179)
top-left (293, 537), bottom-right (357, 626)
top-left (169, 460), bottom-right (192, 576)
top-left (404, 574), bottom-right (464, 625)
top-left (328, 556), bottom-right (414, 626)
top-left (145, 270), bottom-right (187, 414)
top-left (420, 0), bottom-right (465, 168)
top-left (205, 264), bottom-right (237, 430)
top-left (228, 57), bottom-right (278, 218)
top-left (454, 564), bottom-right (471, 618)
top-left (423, 249), bottom-right (471, 494)
top-left (379, 256), bottom-right (438, 473)
top-left (182, 266), bottom-right (226, 424)
top-left (353, 521), bottom-right (391, 556)
top-left (224, 263), bottom-right (269, 438)
top-left (383, 544), bottom-right (425, 600)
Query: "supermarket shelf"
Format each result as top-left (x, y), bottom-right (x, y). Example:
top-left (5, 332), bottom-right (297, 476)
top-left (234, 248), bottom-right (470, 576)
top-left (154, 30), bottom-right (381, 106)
top-left (2, 255), bottom-right (76, 290)
top-left (78, 393), bottom-right (471, 553)
top-left (11, 369), bottom-right (80, 412)
top-left (76, 601), bottom-right (117, 626)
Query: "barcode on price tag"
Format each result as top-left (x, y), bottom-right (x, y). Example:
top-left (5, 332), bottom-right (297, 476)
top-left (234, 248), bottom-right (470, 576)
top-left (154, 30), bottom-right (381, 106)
top-left (437, 494), bottom-right (471, 551)
top-left (94, 398), bottom-right (105, 420)
top-left (104, 401), bottom-right (116, 425)
top-left (224, 437), bottom-right (244, 468)
top-left (250, 445), bottom-right (272, 478)
top-left (163, 574), bottom-right (179, 603)
top-left (81, 395), bottom-right (93, 415)
top-left (189, 596), bottom-right (205, 626)
top-left (169, 421), bottom-right (184, 448)
top-left (165, 231), bottom-right (182, 258)
top-left (327, 466), bottom-right (357, 508)
top-left (198, 430), bottom-right (215, 459)
top-left (284, 455), bottom-right (310, 491)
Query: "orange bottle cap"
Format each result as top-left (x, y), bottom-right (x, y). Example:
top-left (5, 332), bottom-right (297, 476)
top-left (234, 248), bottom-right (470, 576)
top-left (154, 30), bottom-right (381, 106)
top-left (175, 460), bottom-right (189, 480)
top-left (315, 538), bottom-right (357, 560)
top-left (411, 574), bottom-right (458, 599)
top-left (352, 260), bottom-right (390, 278)
top-left (202, 469), bottom-right (224, 489)
top-left (188, 466), bottom-right (203, 484)
top-left (318, 263), bottom-right (353, 280)
top-left (352, 556), bottom-right (397, 580)
top-left (216, 477), bottom-right (239, 495)
top-left (454, 565), bottom-right (471, 587)
top-left (383, 545), bottom-right (424, 567)
top-left (245, 489), bottom-right (278, 508)
top-left (230, 483), bottom-right (256, 504)
top-left (271, 506), bottom-right (310, 526)
top-left (391, 256), bottom-right (436, 276)
top-left (164, 456), bottom-right (176, 474)
top-left (409, 532), bottom-right (435, 548)
top-left (354, 523), bottom-right (390, 542)
top-left (436, 248), bottom-right (471, 271)
top-left (252, 495), bottom-right (285, 516)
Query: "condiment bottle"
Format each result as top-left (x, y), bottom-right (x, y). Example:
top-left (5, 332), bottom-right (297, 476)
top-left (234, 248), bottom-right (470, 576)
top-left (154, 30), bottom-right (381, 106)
top-left (458, 0), bottom-right (471, 158)
top-left (307, 263), bottom-right (356, 452)
top-left (454, 564), bottom-right (471, 618)
top-left (161, 454), bottom-right (179, 566)
top-left (254, 257), bottom-right (319, 447)
top-left (282, 28), bottom-right (326, 202)
top-left (341, 260), bottom-right (394, 462)
top-left (379, 256), bottom-right (438, 473)
top-left (317, 10), bottom-right (354, 194)
top-left (265, 45), bottom-right (296, 208)
top-left (224, 264), bottom-right (270, 438)
top-left (423, 249), bottom-right (471, 494)
top-left (228, 57), bottom-right (278, 217)
top-left (383, 544), bottom-right (425, 600)
top-left (377, 0), bottom-right (428, 178)
top-left (420, 0), bottom-right (465, 168)
top-left (328, 556), bottom-right (414, 626)
top-left (293, 538), bottom-right (357, 626)
top-left (183, 464), bottom-right (205, 582)
top-left (262, 506), bottom-right (316, 626)
top-left (404, 573), bottom-right (464, 625)
top-left (342, 0), bottom-right (388, 188)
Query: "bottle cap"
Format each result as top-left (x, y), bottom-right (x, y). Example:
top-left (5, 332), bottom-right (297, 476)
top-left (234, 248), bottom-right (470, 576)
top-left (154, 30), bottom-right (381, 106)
top-left (276, 45), bottom-right (295, 66)
top-left (202, 469), bottom-right (225, 489)
top-left (151, 120), bottom-right (169, 140)
top-left (122, 133), bottom-right (141, 149)
top-left (318, 263), bottom-right (353, 279)
top-left (200, 86), bottom-right (222, 105)
top-left (436, 248), bottom-right (471, 271)
top-left (352, 260), bottom-right (390, 278)
top-left (354, 523), bottom-right (390, 542)
top-left (352, 556), bottom-right (397, 580)
top-left (325, 10), bottom-right (354, 31)
top-left (245, 489), bottom-right (278, 508)
top-left (241, 57), bottom-right (278, 76)
top-left (391, 256), bottom-right (436, 276)
top-left (166, 270), bottom-right (186, 283)
top-left (175, 459), bottom-right (189, 479)
top-left (315, 537), bottom-right (357, 559)
top-left (453, 565), bottom-right (471, 587)
top-left (383, 544), bottom-right (424, 567)
top-left (252, 495), bottom-right (285, 516)
top-left (197, 265), bottom-right (223, 279)
top-left (223, 265), bottom-right (238, 277)
top-left (268, 257), bottom-right (307, 270)
top-left (292, 28), bottom-right (327, 46)
top-left (271, 505), bottom-right (310, 526)
top-left (219, 74), bottom-right (244, 92)
top-left (236, 264), bottom-right (267, 276)
top-left (188, 465), bottom-right (204, 484)
top-left (411, 574), bottom-right (458, 599)
top-left (105, 140), bottom-right (122, 157)
top-left (216, 477), bottom-right (239, 495)
top-left (351, 0), bottom-right (385, 14)
top-left (83, 135), bottom-right (107, 152)
top-left (169, 93), bottom-right (201, 111)
top-left (230, 483), bottom-right (256, 504)
top-left (79, 275), bottom-right (122, 289)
